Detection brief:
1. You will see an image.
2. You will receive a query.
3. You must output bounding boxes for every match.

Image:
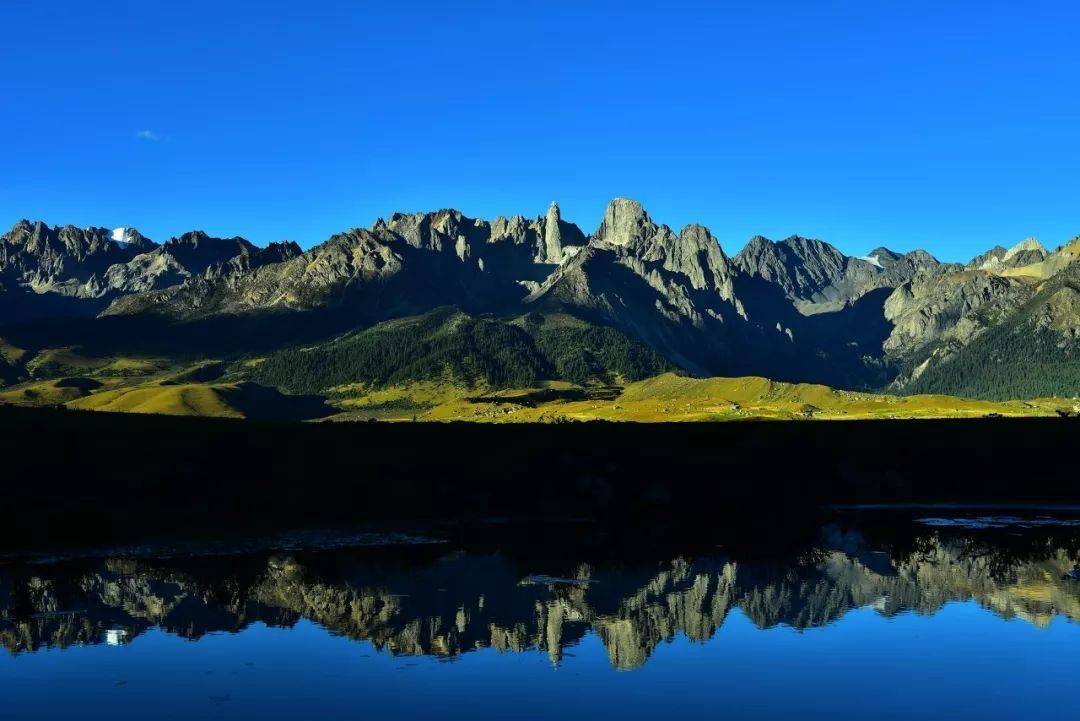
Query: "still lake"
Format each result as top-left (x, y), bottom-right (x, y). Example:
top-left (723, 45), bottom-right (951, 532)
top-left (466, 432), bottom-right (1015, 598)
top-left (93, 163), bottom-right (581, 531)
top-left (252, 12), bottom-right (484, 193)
top-left (3, 511), bottom-right (1079, 720)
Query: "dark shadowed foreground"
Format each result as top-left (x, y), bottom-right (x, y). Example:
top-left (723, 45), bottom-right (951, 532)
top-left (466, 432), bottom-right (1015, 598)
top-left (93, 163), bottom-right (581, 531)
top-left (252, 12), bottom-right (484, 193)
top-left (2, 404), bottom-right (1078, 551)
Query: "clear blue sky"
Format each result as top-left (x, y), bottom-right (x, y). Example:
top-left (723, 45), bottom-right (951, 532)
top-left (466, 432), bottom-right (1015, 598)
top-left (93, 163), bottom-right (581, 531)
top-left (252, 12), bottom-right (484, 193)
top-left (3, 1), bottom-right (1079, 261)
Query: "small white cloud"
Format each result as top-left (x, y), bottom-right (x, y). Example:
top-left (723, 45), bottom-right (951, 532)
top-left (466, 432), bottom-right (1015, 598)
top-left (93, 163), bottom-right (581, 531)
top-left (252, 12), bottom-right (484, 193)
top-left (136, 129), bottom-right (160, 141)
top-left (111, 227), bottom-right (128, 243)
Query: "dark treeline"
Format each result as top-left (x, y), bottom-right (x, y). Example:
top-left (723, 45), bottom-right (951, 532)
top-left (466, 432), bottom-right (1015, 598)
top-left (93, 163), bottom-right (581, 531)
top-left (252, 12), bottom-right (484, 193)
top-left (3, 404), bottom-right (1079, 551)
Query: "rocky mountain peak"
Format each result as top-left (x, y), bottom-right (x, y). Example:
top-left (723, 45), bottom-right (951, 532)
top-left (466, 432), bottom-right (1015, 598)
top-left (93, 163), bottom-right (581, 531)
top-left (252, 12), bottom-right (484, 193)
top-left (1004, 236), bottom-right (1046, 261)
top-left (781, 235), bottom-right (846, 262)
top-left (543, 202), bottom-right (564, 263)
top-left (267, 240), bottom-right (303, 258)
top-left (2, 220), bottom-right (43, 248)
top-left (733, 233), bottom-right (844, 277)
top-left (967, 246), bottom-right (1007, 270)
top-left (384, 209), bottom-right (481, 256)
top-left (733, 234), bottom-right (771, 261)
top-left (595, 198), bottom-right (655, 247)
top-left (732, 234), bottom-right (947, 315)
top-left (904, 249), bottom-right (941, 265)
top-left (678, 224), bottom-right (717, 249)
top-left (8, 219), bottom-right (34, 237)
top-left (2, 220), bottom-right (140, 264)
top-left (111, 227), bottom-right (156, 251)
top-left (966, 237), bottom-right (1048, 272)
top-left (866, 247), bottom-right (903, 264)
top-left (166, 230), bottom-right (213, 248)
top-left (734, 235), bottom-right (774, 264)
top-left (150, 231), bottom-right (261, 279)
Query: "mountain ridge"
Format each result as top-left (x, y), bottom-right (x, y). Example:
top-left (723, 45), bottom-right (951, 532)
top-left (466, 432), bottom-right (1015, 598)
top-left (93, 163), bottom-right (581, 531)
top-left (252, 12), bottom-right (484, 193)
top-left (3, 199), bottom-right (1080, 400)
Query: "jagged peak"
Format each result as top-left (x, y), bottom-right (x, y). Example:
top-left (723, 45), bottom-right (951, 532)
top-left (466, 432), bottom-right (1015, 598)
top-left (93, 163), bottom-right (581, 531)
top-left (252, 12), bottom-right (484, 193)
top-left (491, 213), bottom-right (528, 226)
top-left (164, 230), bottom-right (253, 248)
top-left (110, 227), bottom-right (156, 250)
top-left (733, 235), bottom-right (777, 263)
top-left (606, 197), bottom-right (646, 214)
top-left (265, 240), bottom-right (302, 255)
top-left (384, 208), bottom-right (477, 240)
top-left (676, 224), bottom-right (729, 261)
top-left (904, 249), bottom-right (941, 264)
top-left (386, 208), bottom-right (463, 225)
top-left (967, 245), bottom-right (1007, 266)
top-left (167, 229), bottom-right (211, 245)
top-left (776, 235), bottom-right (848, 261)
top-left (3, 219), bottom-right (41, 240)
top-left (738, 234), bottom-right (839, 255)
top-left (679, 223), bottom-right (713, 241)
top-left (870, 245), bottom-right (941, 266)
top-left (1004, 236), bottom-right (1046, 260)
top-left (779, 234), bottom-right (820, 245)
top-left (432, 208), bottom-right (469, 225)
top-left (867, 246), bottom-right (902, 261)
top-left (595, 197), bottom-right (655, 246)
top-left (3, 220), bottom-right (146, 251)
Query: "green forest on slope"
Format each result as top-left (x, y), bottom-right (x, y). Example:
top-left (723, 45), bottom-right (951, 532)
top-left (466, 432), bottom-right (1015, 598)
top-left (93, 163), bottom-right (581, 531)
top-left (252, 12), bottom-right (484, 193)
top-left (904, 326), bottom-right (1080, 400)
top-left (905, 268), bottom-right (1080, 400)
top-left (247, 308), bottom-right (673, 393)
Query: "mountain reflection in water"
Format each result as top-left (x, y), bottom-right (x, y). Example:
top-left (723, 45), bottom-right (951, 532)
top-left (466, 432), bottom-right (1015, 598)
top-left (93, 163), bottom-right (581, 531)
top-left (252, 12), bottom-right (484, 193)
top-left (4, 517), bottom-right (1080, 671)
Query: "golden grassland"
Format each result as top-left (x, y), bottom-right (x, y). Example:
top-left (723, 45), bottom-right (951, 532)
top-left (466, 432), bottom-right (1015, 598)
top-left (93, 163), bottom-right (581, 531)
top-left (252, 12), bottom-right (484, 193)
top-left (1, 343), bottom-right (1076, 421)
top-left (0, 377), bottom-right (112, 406)
top-left (22, 346), bottom-right (105, 374)
top-left (0, 373), bottom-right (246, 417)
top-left (66, 382), bottom-right (246, 417)
top-left (314, 373), bottom-right (1074, 422)
top-left (0, 350), bottom-right (248, 417)
top-left (0, 338), bottom-right (28, 364)
top-left (383, 373), bottom-right (1071, 423)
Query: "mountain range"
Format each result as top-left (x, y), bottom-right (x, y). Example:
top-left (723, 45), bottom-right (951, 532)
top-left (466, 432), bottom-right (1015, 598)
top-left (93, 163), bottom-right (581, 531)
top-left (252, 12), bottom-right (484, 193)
top-left (2, 199), bottom-right (1079, 401)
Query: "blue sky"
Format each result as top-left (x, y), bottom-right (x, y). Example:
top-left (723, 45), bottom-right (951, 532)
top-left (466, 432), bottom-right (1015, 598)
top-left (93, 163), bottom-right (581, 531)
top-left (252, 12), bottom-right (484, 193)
top-left (3, 1), bottom-right (1079, 261)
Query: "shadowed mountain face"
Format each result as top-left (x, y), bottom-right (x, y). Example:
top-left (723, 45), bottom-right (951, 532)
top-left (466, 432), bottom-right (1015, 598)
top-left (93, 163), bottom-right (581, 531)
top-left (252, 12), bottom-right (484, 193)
top-left (0, 221), bottom-right (153, 319)
top-left (3, 200), bottom-right (1080, 396)
top-left (4, 519), bottom-right (1079, 669)
top-left (732, 235), bottom-right (954, 315)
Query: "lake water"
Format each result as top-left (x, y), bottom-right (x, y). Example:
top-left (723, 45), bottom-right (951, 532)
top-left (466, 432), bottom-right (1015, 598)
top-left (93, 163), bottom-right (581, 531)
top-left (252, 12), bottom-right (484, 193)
top-left (3, 512), bottom-right (1080, 720)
